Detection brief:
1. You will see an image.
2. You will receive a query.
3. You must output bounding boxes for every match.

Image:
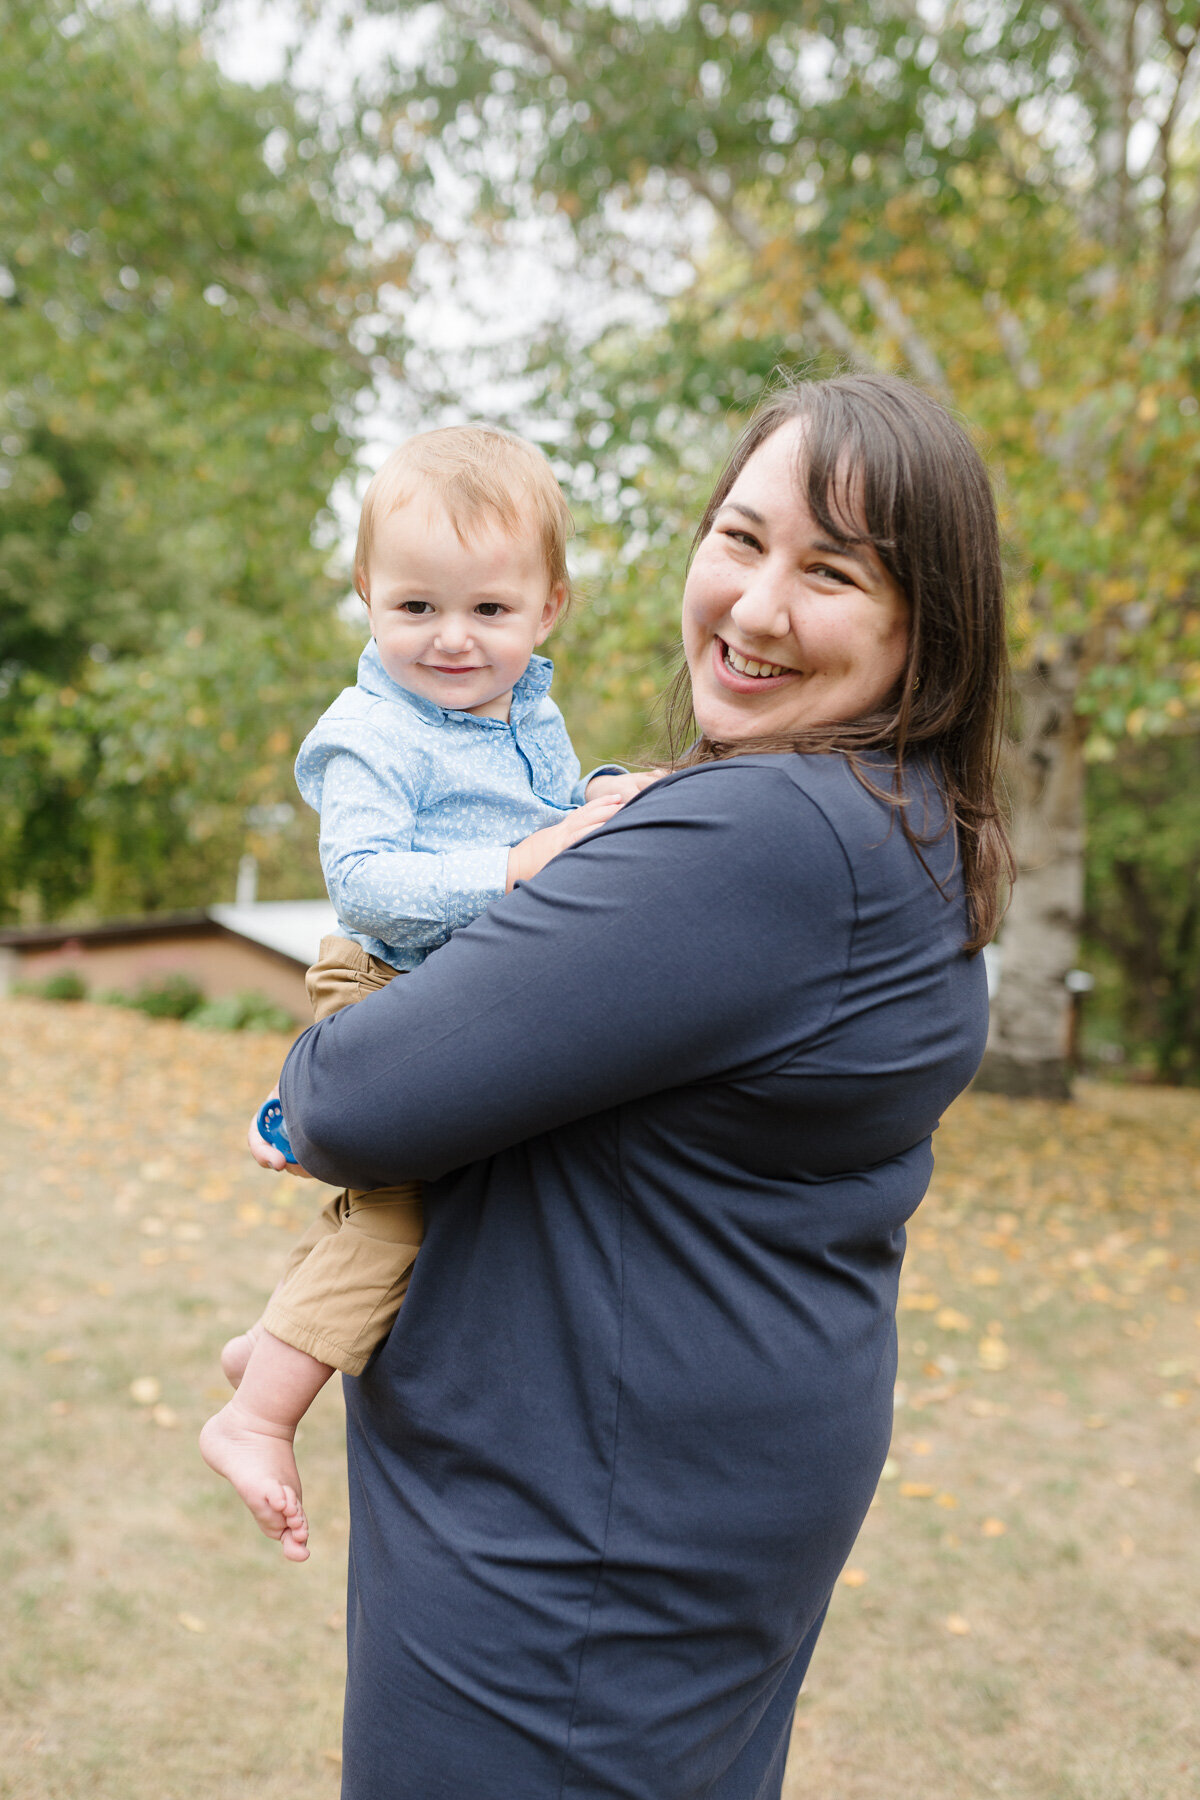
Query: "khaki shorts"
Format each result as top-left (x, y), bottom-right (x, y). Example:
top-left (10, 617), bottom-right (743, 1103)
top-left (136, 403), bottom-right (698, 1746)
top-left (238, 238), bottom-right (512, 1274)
top-left (261, 936), bottom-right (424, 1375)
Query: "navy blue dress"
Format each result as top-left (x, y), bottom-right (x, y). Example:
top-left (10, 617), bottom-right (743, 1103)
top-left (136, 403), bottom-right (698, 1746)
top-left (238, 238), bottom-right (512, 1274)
top-left (280, 753), bottom-right (988, 1800)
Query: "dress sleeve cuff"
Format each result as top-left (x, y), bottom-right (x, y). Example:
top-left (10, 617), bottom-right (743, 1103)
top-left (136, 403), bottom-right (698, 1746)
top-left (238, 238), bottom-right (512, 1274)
top-left (571, 764), bottom-right (628, 806)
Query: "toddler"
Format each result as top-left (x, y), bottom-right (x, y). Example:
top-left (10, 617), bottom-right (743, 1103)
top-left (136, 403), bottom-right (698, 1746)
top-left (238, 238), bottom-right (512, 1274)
top-left (199, 426), bottom-right (650, 1558)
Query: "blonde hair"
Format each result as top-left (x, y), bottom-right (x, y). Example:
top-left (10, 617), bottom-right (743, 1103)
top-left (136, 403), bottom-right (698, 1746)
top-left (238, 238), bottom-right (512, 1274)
top-left (354, 425), bottom-right (574, 605)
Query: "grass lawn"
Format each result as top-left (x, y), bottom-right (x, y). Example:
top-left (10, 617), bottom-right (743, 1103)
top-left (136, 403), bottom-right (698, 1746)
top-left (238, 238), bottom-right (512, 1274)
top-left (1, 996), bottom-right (1198, 1799)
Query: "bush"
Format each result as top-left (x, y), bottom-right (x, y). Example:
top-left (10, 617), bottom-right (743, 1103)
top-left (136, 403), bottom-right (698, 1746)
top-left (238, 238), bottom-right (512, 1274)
top-left (15, 970), bottom-right (88, 1001)
top-left (121, 974), bottom-right (205, 1020)
top-left (189, 991), bottom-right (295, 1033)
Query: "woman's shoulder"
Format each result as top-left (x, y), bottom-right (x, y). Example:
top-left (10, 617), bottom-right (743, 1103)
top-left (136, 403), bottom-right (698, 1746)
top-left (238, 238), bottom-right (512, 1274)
top-left (635, 751), bottom-right (955, 889)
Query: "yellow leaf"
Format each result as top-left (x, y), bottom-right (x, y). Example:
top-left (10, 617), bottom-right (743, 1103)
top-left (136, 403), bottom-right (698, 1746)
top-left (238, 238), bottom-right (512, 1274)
top-left (970, 1267), bottom-right (1001, 1286)
top-left (43, 1346), bottom-right (75, 1364)
top-left (899, 1481), bottom-right (935, 1499)
top-left (151, 1404), bottom-right (178, 1429)
top-left (901, 1292), bottom-right (939, 1312)
top-left (177, 1612), bottom-right (206, 1633)
top-left (840, 1567), bottom-right (868, 1588)
top-left (129, 1376), bottom-right (161, 1405)
top-left (981, 1518), bottom-right (1007, 1537)
top-left (935, 1492), bottom-right (959, 1509)
top-left (1115, 1470), bottom-right (1138, 1488)
top-left (944, 1614), bottom-right (971, 1636)
top-left (935, 1308), bottom-right (971, 1332)
top-left (977, 1337), bottom-right (1010, 1372)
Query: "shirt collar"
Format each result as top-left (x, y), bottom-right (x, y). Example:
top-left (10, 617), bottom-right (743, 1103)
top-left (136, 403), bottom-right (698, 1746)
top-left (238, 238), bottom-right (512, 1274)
top-left (356, 638), bottom-right (554, 726)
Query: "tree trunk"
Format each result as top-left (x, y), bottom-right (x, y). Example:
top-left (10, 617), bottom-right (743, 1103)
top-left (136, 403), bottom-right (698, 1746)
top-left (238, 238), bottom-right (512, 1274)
top-left (975, 655), bottom-right (1086, 1101)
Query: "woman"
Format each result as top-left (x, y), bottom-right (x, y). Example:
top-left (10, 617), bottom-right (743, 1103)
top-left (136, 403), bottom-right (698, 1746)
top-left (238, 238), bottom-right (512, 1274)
top-left (275, 372), bottom-right (1012, 1798)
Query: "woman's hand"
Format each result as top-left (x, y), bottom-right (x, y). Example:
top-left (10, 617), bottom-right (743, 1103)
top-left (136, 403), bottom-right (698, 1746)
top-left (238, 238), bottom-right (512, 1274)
top-left (585, 770), bottom-right (666, 803)
top-left (248, 1088), bottom-right (315, 1178)
top-left (506, 794), bottom-right (625, 891)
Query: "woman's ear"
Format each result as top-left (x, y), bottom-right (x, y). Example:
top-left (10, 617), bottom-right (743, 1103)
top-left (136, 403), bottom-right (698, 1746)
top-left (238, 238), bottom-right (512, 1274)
top-left (535, 581), bottom-right (568, 645)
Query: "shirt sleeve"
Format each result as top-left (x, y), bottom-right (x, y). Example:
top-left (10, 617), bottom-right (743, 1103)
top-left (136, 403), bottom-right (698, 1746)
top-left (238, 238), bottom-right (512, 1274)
top-left (310, 738), bottom-right (511, 954)
top-left (280, 760), bottom-right (857, 1188)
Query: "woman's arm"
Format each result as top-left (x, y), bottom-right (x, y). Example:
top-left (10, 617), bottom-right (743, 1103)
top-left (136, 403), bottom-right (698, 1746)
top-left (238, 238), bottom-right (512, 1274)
top-left (280, 760), bottom-right (855, 1189)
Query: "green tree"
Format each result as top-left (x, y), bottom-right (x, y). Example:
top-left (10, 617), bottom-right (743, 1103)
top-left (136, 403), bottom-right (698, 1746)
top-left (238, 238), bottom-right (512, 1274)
top-left (1084, 735), bottom-right (1200, 1082)
top-left (350, 0), bottom-right (1200, 1096)
top-left (0, 0), bottom-right (393, 920)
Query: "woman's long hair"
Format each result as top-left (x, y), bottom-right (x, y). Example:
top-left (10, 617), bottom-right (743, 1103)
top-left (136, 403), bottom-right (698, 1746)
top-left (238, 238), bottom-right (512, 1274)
top-left (665, 371), bottom-right (1014, 953)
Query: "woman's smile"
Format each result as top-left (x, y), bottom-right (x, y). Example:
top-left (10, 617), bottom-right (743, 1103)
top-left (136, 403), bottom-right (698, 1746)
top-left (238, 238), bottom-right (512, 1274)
top-left (715, 638), bottom-right (800, 688)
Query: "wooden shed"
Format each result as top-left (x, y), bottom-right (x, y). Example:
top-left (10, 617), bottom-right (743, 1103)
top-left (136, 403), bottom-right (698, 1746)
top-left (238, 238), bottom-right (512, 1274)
top-left (0, 901), bottom-right (338, 1023)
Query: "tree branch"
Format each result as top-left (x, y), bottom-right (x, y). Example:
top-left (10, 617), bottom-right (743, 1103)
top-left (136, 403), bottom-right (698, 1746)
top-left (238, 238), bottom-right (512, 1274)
top-left (858, 270), bottom-right (949, 397)
top-left (217, 263), bottom-right (405, 384)
top-left (983, 291), bottom-right (1042, 391)
top-left (1053, 0), bottom-right (1127, 89)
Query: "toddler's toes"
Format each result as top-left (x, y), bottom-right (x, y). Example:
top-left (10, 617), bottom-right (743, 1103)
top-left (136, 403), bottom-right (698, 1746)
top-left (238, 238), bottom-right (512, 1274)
top-left (277, 1486), bottom-right (310, 1561)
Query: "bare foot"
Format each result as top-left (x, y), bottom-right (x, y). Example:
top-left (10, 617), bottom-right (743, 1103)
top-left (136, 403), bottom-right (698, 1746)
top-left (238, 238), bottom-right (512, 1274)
top-left (220, 1320), bottom-right (264, 1388)
top-left (199, 1398), bottom-right (310, 1562)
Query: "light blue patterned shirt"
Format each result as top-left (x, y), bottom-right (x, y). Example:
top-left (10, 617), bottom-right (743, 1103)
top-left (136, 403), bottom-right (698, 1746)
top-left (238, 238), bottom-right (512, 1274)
top-left (295, 639), bottom-right (619, 972)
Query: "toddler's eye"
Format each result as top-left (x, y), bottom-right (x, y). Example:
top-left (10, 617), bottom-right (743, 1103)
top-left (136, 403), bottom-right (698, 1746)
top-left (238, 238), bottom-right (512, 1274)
top-left (475, 603), bottom-right (505, 617)
top-left (401, 601), bottom-right (433, 614)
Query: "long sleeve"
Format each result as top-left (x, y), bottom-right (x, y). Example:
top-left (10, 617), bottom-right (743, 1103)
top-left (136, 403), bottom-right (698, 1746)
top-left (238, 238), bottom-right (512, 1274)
top-left (315, 745), bottom-right (510, 954)
top-left (280, 760), bottom-right (856, 1188)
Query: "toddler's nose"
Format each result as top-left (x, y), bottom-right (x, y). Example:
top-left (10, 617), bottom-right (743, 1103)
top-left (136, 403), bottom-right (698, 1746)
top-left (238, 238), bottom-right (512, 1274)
top-left (435, 618), bottom-right (472, 653)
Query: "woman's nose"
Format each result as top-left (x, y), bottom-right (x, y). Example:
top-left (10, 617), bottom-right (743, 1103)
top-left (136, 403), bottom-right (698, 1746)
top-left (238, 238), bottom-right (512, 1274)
top-left (729, 570), bottom-right (792, 639)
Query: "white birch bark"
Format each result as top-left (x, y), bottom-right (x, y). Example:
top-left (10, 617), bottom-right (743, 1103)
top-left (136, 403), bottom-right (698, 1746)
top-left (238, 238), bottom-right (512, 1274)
top-left (976, 655), bottom-right (1087, 1099)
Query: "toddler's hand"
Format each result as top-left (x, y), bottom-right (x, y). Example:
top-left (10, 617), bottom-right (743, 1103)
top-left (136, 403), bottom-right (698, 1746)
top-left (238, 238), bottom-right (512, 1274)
top-left (585, 770), bottom-right (666, 803)
top-left (247, 1089), bottom-right (314, 1178)
top-left (507, 794), bottom-right (625, 890)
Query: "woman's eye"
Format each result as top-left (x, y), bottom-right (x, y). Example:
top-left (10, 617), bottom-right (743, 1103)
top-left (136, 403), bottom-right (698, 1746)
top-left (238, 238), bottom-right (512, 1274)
top-left (721, 528), bottom-right (762, 551)
top-left (812, 564), bottom-right (853, 585)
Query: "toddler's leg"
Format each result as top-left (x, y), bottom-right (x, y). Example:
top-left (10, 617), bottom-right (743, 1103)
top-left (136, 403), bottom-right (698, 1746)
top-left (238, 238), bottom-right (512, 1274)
top-left (200, 1333), bottom-right (330, 1562)
top-left (220, 1195), bottom-right (348, 1386)
top-left (262, 1181), bottom-right (424, 1375)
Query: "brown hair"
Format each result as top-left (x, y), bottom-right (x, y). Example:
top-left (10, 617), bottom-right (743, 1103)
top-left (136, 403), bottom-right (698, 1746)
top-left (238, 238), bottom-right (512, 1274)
top-left (354, 424), bottom-right (574, 606)
top-left (666, 371), bottom-right (1014, 952)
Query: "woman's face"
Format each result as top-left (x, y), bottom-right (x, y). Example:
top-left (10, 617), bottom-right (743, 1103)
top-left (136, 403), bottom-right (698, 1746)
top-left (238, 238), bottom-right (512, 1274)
top-left (682, 422), bottom-right (911, 743)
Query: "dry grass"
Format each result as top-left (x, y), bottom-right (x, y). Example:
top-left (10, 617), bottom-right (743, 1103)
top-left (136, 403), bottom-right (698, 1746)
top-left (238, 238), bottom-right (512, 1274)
top-left (1, 997), bottom-right (1198, 1799)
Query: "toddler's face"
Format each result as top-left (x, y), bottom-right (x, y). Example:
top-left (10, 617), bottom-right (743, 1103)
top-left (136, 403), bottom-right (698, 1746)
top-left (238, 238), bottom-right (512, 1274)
top-left (364, 496), bottom-right (565, 720)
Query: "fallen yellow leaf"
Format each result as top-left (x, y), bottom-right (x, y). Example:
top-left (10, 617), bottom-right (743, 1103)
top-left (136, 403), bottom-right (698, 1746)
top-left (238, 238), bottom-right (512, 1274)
top-left (42, 1346), bottom-right (75, 1364)
top-left (151, 1404), bottom-right (178, 1429)
top-left (129, 1376), bottom-right (161, 1405)
top-left (935, 1308), bottom-right (970, 1332)
top-left (970, 1267), bottom-right (1001, 1286)
top-left (1115, 1470), bottom-right (1138, 1488)
top-left (899, 1481), bottom-right (935, 1499)
top-left (840, 1568), bottom-right (868, 1588)
top-left (981, 1518), bottom-right (1007, 1537)
top-left (177, 1612), bottom-right (206, 1633)
top-left (935, 1492), bottom-right (959, 1509)
top-left (944, 1614), bottom-right (971, 1636)
top-left (977, 1337), bottom-right (1010, 1372)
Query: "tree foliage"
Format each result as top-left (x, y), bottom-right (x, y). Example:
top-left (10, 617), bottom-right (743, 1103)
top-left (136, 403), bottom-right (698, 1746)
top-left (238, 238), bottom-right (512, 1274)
top-left (348, 0), bottom-right (1200, 1090)
top-left (0, 0), bottom-right (383, 921)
